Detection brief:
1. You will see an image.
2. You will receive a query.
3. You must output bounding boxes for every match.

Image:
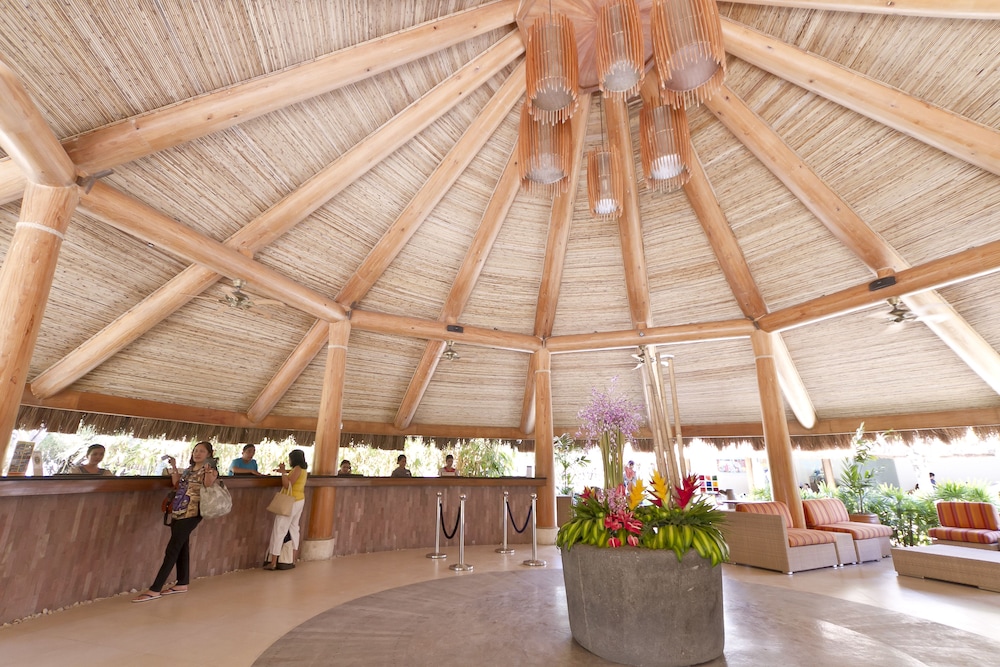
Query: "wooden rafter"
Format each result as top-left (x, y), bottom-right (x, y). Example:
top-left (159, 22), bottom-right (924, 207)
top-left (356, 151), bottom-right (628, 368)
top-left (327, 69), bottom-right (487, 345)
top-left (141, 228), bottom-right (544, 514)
top-left (520, 94), bottom-right (592, 434)
top-left (706, 85), bottom-right (1000, 396)
top-left (721, 19), bottom-right (1000, 176)
top-left (728, 0), bottom-right (1000, 19)
top-left (0, 0), bottom-right (520, 206)
top-left (30, 35), bottom-right (523, 400)
top-left (248, 62), bottom-right (526, 422)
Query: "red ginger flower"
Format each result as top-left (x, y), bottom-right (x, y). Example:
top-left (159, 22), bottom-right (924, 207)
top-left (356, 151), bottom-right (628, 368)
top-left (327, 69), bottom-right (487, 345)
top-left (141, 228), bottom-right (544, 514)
top-left (674, 475), bottom-right (699, 510)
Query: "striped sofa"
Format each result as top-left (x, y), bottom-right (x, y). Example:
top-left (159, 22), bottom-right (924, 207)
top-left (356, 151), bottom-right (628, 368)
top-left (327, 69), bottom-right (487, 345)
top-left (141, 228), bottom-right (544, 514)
top-left (720, 501), bottom-right (841, 574)
top-left (928, 501), bottom-right (1000, 550)
top-left (802, 498), bottom-right (893, 562)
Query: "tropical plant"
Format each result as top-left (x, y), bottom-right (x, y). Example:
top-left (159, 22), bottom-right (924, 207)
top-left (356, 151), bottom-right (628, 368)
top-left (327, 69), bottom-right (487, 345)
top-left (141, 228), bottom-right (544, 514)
top-left (453, 438), bottom-right (516, 477)
top-left (554, 433), bottom-right (590, 495)
top-left (838, 424), bottom-right (880, 514)
top-left (932, 479), bottom-right (997, 504)
top-left (873, 484), bottom-right (937, 546)
top-left (557, 473), bottom-right (729, 565)
top-left (576, 377), bottom-right (643, 488)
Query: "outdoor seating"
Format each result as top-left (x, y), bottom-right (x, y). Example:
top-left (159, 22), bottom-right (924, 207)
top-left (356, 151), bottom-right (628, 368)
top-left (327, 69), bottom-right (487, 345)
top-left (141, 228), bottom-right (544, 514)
top-left (721, 501), bottom-right (840, 574)
top-left (802, 497), bottom-right (893, 562)
top-left (928, 501), bottom-right (1000, 550)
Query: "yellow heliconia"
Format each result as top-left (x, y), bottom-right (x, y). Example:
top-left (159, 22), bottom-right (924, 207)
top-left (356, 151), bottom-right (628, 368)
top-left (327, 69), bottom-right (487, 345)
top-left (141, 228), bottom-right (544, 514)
top-left (628, 479), bottom-right (645, 510)
top-left (651, 470), bottom-right (670, 504)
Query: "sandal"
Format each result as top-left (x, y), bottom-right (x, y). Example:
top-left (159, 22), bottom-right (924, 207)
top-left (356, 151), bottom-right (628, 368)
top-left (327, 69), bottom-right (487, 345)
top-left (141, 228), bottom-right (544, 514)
top-left (263, 563), bottom-right (277, 571)
top-left (131, 592), bottom-right (161, 603)
top-left (161, 586), bottom-right (188, 595)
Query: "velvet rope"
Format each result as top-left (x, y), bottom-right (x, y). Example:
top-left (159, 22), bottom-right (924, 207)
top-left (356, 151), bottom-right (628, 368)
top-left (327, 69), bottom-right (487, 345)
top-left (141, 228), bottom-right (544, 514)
top-left (505, 499), bottom-right (532, 534)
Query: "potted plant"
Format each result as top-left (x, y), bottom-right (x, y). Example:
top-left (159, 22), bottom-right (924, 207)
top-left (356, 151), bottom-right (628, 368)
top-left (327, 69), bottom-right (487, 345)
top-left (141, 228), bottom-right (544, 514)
top-left (557, 378), bottom-right (727, 667)
top-left (838, 424), bottom-right (880, 521)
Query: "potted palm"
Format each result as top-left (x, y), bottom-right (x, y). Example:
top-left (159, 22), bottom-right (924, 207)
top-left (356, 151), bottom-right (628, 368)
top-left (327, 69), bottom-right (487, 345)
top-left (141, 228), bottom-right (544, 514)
top-left (838, 424), bottom-right (880, 521)
top-left (558, 378), bottom-right (727, 667)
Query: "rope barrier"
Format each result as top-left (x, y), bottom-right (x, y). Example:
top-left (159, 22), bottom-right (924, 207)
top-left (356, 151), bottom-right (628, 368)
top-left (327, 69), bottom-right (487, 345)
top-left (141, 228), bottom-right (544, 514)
top-left (505, 499), bottom-right (532, 534)
top-left (440, 502), bottom-right (461, 540)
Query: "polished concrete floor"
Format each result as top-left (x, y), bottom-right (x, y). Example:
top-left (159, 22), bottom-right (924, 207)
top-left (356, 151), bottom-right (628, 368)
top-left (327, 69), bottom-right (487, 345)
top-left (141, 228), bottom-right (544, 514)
top-left (2, 545), bottom-right (1000, 666)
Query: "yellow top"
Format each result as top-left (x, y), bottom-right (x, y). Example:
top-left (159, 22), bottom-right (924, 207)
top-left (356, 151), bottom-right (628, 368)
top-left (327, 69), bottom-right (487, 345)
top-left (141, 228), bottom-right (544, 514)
top-left (288, 468), bottom-right (308, 501)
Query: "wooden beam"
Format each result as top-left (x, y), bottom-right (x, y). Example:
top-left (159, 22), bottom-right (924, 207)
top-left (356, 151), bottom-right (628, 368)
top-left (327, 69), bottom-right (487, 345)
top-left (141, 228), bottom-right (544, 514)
top-left (395, 145), bottom-right (524, 430)
top-left (315, 321), bottom-right (351, 476)
top-left (80, 183), bottom-right (349, 322)
top-left (521, 94), bottom-right (592, 434)
top-left (30, 37), bottom-right (521, 399)
top-left (606, 95), bottom-right (652, 329)
top-left (771, 334), bottom-right (817, 429)
top-left (0, 56), bottom-right (75, 186)
top-left (350, 310), bottom-right (540, 352)
top-left (721, 19), bottom-right (1000, 176)
top-left (758, 237), bottom-right (1000, 331)
top-left (250, 62), bottom-right (525, 423)
top-left (725, 0), bottom-right (1000, 18)
top-left (0, 183), bottom-right (78, 466)
top-left (545, 319), bottom-right (755, 353)
top-left (0, 0), bottom-right (520, 204)
top-left (533, 347), bottom-right (556, 528)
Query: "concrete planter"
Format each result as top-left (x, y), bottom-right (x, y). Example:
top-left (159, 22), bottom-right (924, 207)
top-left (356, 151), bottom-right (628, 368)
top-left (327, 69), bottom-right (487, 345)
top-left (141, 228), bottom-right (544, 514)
top-left (561, 544), bottom-right (724, 667)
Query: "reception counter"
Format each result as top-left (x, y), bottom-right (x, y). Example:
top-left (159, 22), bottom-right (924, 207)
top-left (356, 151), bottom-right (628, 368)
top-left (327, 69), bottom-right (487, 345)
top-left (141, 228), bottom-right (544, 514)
top-left (0, 475), bottom-right (545, 624)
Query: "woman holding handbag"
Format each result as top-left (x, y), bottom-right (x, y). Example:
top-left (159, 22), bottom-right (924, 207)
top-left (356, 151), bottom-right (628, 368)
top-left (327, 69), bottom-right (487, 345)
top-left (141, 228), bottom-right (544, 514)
top-left (133, 441), bottom-right (219, 602)
top-left (264, 449), bottom-right (308, 570)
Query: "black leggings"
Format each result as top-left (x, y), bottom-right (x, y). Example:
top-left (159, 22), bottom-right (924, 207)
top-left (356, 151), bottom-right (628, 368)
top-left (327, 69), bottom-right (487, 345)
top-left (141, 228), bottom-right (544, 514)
top-left (150, 516), bottom-right (202, 592)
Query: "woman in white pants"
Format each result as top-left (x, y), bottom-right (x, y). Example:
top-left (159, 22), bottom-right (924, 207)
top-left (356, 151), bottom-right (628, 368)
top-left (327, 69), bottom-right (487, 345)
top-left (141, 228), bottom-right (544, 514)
top-left (265, 449), bottom-right (308, 570)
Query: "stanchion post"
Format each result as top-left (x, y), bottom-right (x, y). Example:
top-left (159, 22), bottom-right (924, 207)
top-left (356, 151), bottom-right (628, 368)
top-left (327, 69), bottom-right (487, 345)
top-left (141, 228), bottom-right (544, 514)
top-left (426, 492), bottom-right (447, 559)
top-left (449, 494), bottom-right (474, 571)
top-left (496, 490), bottom-right (515, 554)
top-left (522, 493), bottom-right (546, 567)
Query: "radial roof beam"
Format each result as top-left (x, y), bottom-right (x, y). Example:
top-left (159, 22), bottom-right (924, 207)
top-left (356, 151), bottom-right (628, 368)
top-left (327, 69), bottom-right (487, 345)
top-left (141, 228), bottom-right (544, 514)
top-left (728, 0), bottom-right (1000, 19)
top-left (393, 146), bottom-right (522, 430)
top-left (721, 19), bottom-right (1000, 176)
top-left (247, 62), bottom-right (526, 423)
top-left (520, 94), bottom-right (592, 435)
top-left (706, 85), bottom-right (1000, 397)
top-left (30, 37), bottom-right (522, 400)
top-left (0, 0), bottom-right (520, 206)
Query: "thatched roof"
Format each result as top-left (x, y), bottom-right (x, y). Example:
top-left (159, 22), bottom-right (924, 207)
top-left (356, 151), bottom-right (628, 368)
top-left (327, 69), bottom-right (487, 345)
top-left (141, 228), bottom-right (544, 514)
top-left (3, 1), bottom-right (1000, 448)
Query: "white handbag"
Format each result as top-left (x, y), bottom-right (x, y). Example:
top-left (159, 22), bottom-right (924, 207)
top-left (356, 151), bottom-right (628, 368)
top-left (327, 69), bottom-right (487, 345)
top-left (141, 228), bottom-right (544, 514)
top-left (200, 480), bottom-right (233, 519)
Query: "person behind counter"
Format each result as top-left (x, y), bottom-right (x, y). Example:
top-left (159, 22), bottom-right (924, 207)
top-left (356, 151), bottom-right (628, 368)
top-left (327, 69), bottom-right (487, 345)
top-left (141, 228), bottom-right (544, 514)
top-left (69, 444), bottom-right (115, 476)
top-left (229, 444), bottom-right (263, 476)
top-left (133, 441), bottom-right (219, 602)
top-left (264, 449), bottom-right (309, 571)
top-left (439, 454), bottom-right (457, 477)
top-left (390, 454), bottom-right (412, 478)
top-left (338, 459), bottom-right (354, 476)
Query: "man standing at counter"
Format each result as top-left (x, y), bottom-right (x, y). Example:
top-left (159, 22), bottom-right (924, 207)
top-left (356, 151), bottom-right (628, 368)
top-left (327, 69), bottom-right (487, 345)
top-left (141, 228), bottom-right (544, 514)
top-left (390, 455), bottom-right (412, 477)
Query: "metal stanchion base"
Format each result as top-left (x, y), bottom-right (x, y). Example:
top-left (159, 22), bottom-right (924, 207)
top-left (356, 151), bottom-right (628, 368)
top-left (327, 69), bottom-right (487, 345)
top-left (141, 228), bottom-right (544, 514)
top-left (495, 547), bottom-right (515, 554)
top-left (522, 559), bottom-right (547, 567)
top-left (426, 553), bottom-right (447, 559)
top-left (448, 563), bottom-right (474, 571)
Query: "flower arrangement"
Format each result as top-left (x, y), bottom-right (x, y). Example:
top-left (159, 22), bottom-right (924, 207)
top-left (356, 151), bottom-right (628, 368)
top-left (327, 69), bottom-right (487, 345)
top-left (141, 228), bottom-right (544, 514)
top-left (556, 473), bottom-right (730, 564)
top-left (560, 377), bottom-right (728, 565)
top-left (576, 376), bottom-right (643, 489)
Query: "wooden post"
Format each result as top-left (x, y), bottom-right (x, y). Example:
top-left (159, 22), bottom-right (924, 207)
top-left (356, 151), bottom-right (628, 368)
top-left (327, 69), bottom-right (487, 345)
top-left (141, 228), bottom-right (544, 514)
top-left (533, 347), bottom-right (556, 533)
top-left (303, 320), bottom-right (350, 558)
top-left (822, 458), bottom-right (837, 491)
top-left (750, 329), bottom-right (806, 528)
top-left (0, 183), bottom-right (78, 465)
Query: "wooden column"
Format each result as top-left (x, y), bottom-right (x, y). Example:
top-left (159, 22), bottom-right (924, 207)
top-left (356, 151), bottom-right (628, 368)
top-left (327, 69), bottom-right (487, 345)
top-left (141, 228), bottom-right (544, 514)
top-left (306, 320), bottom-right (350, 544)
top-left (533, 347), bottom-right (556, 529)
top-left (750, 330), bottom-right (805, 528)
top-left (0, 183), bottom-right (78, 465)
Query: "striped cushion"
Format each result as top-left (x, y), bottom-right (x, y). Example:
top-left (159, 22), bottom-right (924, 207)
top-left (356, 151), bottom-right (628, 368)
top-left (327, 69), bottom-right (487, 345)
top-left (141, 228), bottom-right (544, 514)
top-left (812, 522), bottom-right (893, 539)
top-left (935, 502), bottom-right (1000, 530)
top-left (787, 528), bottom-right (838, 547)
top-left (802, 498), bottom-right (851, 527)
top-left (736, 501), bottom-right (793, 528)
top-left (928, 526), bottom-right (1000, 544)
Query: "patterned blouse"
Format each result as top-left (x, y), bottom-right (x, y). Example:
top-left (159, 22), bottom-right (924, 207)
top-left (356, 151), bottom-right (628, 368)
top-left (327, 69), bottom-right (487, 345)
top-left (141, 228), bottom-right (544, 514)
top-left (170, 465), bottom-right (209, 520)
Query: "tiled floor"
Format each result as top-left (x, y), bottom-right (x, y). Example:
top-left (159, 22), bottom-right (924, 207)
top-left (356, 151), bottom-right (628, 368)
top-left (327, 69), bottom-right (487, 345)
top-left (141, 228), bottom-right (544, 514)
top-left (2, 545), bottom-right (999, 666)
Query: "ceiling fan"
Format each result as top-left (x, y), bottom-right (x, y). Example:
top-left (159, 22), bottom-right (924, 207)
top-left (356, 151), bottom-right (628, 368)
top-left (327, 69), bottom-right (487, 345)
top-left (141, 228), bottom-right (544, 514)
top-left (441, 340), bottom-right (460, 361)
top-left (630, 348), bottom-right (670, 370)
top-left (219, 279), bottom-right (284, 311)
top-left (884, 296), bottom-right (917, 324)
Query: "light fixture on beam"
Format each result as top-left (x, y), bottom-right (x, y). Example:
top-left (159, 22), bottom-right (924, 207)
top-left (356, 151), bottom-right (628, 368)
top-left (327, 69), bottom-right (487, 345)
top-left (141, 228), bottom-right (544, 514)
top-left (595, 0), bottom-right (644, 100)
top-left (640, 101), bottom-right (692, 192)
top-left (518, 103), bottom-right (571, 195)
top-left (651, 0), bottom-right (726, 108)
top-left (442, 340), bottom-right (460, 361)
top-left (587, 144), bottom-right (623, 220)
top-left (525, 11), bottom-right (579, 124)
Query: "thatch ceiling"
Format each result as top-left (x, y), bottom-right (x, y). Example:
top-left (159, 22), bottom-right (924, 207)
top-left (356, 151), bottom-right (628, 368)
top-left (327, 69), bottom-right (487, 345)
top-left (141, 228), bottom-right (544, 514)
top-left (3, 1), bottom-right (1000, 446)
